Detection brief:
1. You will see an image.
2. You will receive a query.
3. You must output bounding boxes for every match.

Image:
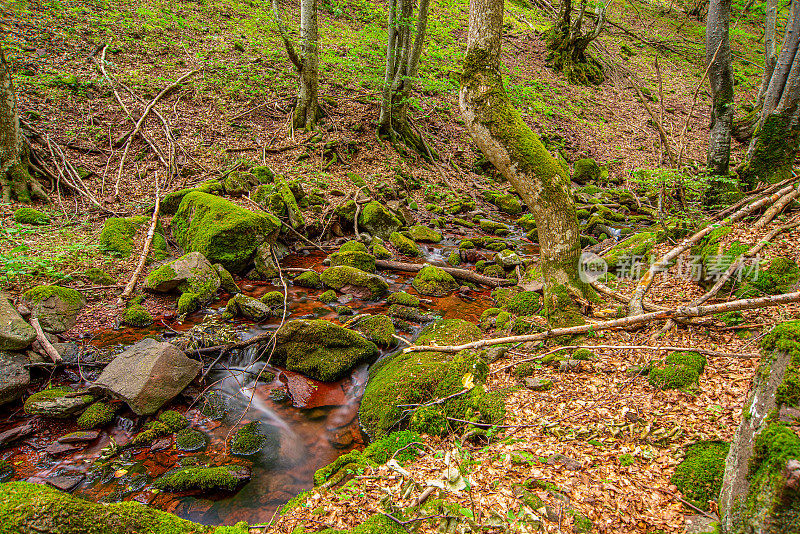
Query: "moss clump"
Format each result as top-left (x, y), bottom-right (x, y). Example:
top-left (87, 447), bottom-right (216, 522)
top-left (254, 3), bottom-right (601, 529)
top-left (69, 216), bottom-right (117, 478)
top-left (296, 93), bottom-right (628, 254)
top-left (491, 287), bottom-right (515, 307)
top-left (389, 231), bottom-right (420, 256)
top-left (260, 291), bottom-right (285, 308)
top-left (408, 225), bottom-right (443, 243)
top-left (175, 428), bottom-right (208, 452)
top-left (738, 256), bottom-right (800, 298)
top-left (573, 348), bottom-right (595, 361)
top-left (483, 264), bottom-right (506, 278)
top-left (328, 250), bottom-right (376, 273)
top-left (318, 289), bottom-right (337, 304)
top-left (230, 421), bottom-right (266, 456)
top-left (0, 481), bottom-right (217, 533)
top-left (172, 191), bottom-right (280, 273)
top-left (371, 242), bottom-right (392, 259)
top-left (84, 268), bottom-right (115, 285)
top-left (544, 284), bottom-right (585, 329)
top-left (23, 285), bottom-right (84, 308)
top-left (13, 207), bottom-right (50, 225)
top-left (493, 193), bottom-right (524, 215)
top-left (99, 216), bottom-right (167, 259)
top-left (129, 421), bottom-right (170, 447)
top-left (357, 201), bottom-right (402, 239)
top-left (479, 219), bottom-right (508, 235)
top-left (337, 305), bottom-right (353, 315)
top-left (293, 270), bottom-right (323, 289)
top-left (573, 158), bottom-right (602, 183)
top-left (648, 351), bottom-right (706, 390)
top-left (409, 405), bottom-right (448, 436)
top-left (340, 241), bottom-right (368, 253)
top-left (506, 291), bottom-right (540, 316)
top-left (479, 307), bottom-right (502, 330)
top-left (603, 232), bottom-right (657, 272)
top-left (459, 240), bottom-right (475, 250)
top-left (320, 266), bottom-right (389, 300)
top-left (159, 410), bottom-right (189, 432)
top-left (76, 401), bottom-right (116, 430)
top-left (154, 465), bottom-right (246, 492)
top-left (447, 250), bottom-right (461, 266)
top-left (671, 441), bottom-right (730, 510)
top-left (351, 315), bottom-right (396, 348)
top-left (412, 264), bottom-right (459, 297)
top-left (387, 291), bottom-right (419, 307)
top-left (177, 292), bottom-right (201, 315)
top-left (200, 391), bottom-right (226, 420)
top-left (496, 311), bottom-right (512, 329)
top-left (122, 303), bottom-right (154, 327)
top-left (512, 362), bottom-right (539, 378)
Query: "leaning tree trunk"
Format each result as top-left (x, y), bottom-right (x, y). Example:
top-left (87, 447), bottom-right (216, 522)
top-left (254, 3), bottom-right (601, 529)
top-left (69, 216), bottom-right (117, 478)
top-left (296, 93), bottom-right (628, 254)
top-left (460, 0), bottom-right (590, 326)
top-left (706, 0), bottom-right (734, 177)
top-left (0, 45), bottom-right (47, 203)
top-left (739, 0), bottom-right (800, 186)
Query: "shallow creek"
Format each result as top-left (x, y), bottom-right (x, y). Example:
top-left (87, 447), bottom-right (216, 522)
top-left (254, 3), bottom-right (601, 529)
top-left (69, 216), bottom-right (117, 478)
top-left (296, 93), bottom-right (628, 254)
top-left (0, 238), bottom-right (503, 526)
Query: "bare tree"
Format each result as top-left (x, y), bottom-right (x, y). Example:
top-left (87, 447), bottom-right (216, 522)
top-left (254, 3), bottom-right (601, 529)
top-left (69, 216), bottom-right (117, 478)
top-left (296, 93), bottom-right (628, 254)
top-left (739, 0), bottom-right (800, 185)
top-left (546, 0), bottom-right (607, 85)
top-left (706, 0), bottom-right (734, 177)
top-left (460, 0), bottom-right (590, 325)
top-left (377, 0), bottom-right (432, 156)
top-left (272, 0), bottom-right (321, 131)
top-left (0, 45), bottom-right (47, 203)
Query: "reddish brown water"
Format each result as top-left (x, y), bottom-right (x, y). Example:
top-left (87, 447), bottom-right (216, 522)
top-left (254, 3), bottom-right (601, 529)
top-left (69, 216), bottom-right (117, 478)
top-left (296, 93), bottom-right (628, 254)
top-left (0, 240), bottom-right (500, 526)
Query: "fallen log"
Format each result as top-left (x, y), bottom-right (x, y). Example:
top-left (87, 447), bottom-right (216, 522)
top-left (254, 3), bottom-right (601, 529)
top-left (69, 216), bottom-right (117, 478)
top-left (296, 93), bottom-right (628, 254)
top-left (374, 259), bottom-right (514, 288)
top-left (403, 291), bottom-right (800, 354)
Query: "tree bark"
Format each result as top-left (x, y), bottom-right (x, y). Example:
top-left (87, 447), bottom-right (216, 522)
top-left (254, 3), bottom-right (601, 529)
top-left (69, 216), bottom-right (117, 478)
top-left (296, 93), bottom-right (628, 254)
top-left (460, 0), bottom-right (590, 324)
top-left (0, 44), bottom-right (47, 203)
top-left (293, 0), bottom-right (321, 130)
top-left (706, 0), bottom-right (734, 177)
top-left (545, 0), bottom-right (605, 85)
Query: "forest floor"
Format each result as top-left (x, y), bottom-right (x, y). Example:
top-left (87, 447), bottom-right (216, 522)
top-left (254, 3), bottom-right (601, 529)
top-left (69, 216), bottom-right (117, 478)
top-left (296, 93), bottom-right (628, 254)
top-left (3, 0), bottom-right (798, 533)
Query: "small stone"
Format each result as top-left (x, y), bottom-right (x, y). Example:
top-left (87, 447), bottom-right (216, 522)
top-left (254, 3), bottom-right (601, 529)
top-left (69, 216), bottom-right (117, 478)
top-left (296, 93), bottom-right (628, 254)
top-left (328, 428), bottom-right (355, 449)
top-left (486, 346), bottom-right (508, 363)
top-left (150, 437), bottom-right (172, 451)
top-left (524, 377), bottom-right (553, 391)
top-left (559, 360), bottom-right (582, 372)
top-left (58, 430), bottom-right (100, 444)
top-left (546, 453), bottom-right (582, 471)
top-left (46, 473), bottom-right (85, 492)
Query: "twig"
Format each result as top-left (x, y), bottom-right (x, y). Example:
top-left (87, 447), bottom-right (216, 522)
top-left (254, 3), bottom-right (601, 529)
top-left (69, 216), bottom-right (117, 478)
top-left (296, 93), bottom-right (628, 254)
top-left (375, 259), bottom-right (513, 288)
top-left (30, 317), bottom-right (62, 363)
top-left (118, 175), bottom-right (161, 303)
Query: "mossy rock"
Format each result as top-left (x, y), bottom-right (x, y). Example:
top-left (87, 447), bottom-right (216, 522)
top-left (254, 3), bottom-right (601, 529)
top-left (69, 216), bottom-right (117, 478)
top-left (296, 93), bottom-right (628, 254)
top-left (320, 266), bottom-right (388, 300)
top-left (350, 315), bottom-right (396, 348)
top-left (671, 441), bottom-right (730, 510)
top-left (389, 231), bottom-right (420, 256)
top-left (14, 207), bottom-right (50, 225)
top-left (177, 292), bottom-right (201, 315)
top-left (603, 232), bottom-right (657, 273)
top-left (340, 240), bottom-right (368, 253)
top-left (77, 401), bottom-right (116, 430)
top-left (408, 225), bottom-right (443, 243)
top-left (22, 285), bottom-right (86, 333)
top-left (172, 192), bottom-right (280, 273)
top-left (229, 421), bottom-right (272, 457)
top-left (213, 263), bottom-right (239, 294)
top-left (221, 293), bottom-right (272, 321)
top-left (573, 158), bottom-right (602, 184)
top-left (24, 386), bottom-right (95, 418)
top-left (271, 319), bottom-right (380, 382)
top-left (154, 465), bottom-right (250, 492)
top-left (329, 250), bottom-right (376, 273)
top-left (360, 319), bottom-right (504, 437)
top-left (648, 351), bottom-right (706, 390)
top-left (318, 289), bottom-right (337, 304)
top-left (479, 219), bottom-right (509, 235)
top-left (483, 264), bottom-right (506, 279)
top-left (122, 303), bottom-right (154, 327)
top-left (357, 201), bottom-right (401, 239)
top-left (99, 216), bottom-right (167, 259)
top-left (737, 256), bottom-right (800, 298)
top-left (293, 270), bottom-right (323, 289)
top-left (175, 428), bottom-right (208, 452)
top-left (160, 180), bottom-right (224, 215)
top-left (84, 268), bottom-right (115, 285)
top-left (412, 264), bottom-right (459, 297)
top-left (492, 193), bottom-right (524, 215)
top-left (260, 291), bottom-right (285, 308)
top-left (371, 242), bottom-right (392, 259)
top-left (506, 291), bottom-right (541, 316)
top-left (0, 481), bottom-right (222, 533)
top-left (387, 291), bottom-right (420, 307)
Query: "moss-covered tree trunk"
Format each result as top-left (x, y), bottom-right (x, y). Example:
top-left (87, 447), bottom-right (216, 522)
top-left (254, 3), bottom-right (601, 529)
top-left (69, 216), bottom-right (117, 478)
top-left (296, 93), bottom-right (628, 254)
top-left (460, 0), bottom-right (589, 325)
top-left (0, 44), bottom-right (47, 203)
top-left (706, 0), bottom-right (734, 177)
top-left (739, 0), bottom-right (800, 186)
top-left (545, 0), bottom-right (605, 85)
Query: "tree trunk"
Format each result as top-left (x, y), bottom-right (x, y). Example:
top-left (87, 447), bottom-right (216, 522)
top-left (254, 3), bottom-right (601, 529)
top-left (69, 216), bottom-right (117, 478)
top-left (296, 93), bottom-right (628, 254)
top-left (0, 44), bottom-right (47, 203)
top-left (293, 0), bottom-right (321, 131)
top-left (739, 0), bottom-right (800, 186)
top-left (545, 0), bottom-right (605, 85)
top-left (460, 0), bottom-right (590, 326)
top-left (706, 0), bottom-right (734, 177)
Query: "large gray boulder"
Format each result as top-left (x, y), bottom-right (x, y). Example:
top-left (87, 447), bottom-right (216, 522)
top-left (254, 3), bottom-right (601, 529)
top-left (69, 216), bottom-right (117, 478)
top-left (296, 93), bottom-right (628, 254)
top-left (719, 321), bottom-right (800, 533)
top-left (144, 252), bottom-right (221, 302)
top-left (0, 295), bottom-right (35, 350)
top-left (0, 351), bottom-right (30, 406)
top-left (93, 338), bottom-right (202, 415)
top-left (21, 286), bottom-right (85, 333)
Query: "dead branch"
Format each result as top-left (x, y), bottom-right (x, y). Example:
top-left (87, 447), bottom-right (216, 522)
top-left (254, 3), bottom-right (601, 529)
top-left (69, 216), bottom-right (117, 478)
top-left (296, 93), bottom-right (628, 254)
top-left (713, 176), bottom-right (796, 221)
top-left (374, 259), bottom-right (514, 288)
top-left (754, 188), bottom-right (800, 229)
top-left (30, 317), bottom-right (62, 363)
top-left (403, 291), bottom-right (800, 354)
top-left (118, 177), bottom-right (161, 303)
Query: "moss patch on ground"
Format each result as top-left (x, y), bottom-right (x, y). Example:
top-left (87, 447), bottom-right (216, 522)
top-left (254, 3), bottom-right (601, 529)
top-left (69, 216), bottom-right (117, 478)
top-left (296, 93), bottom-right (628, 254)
top-left (671, 441), bottom-right (730, 510)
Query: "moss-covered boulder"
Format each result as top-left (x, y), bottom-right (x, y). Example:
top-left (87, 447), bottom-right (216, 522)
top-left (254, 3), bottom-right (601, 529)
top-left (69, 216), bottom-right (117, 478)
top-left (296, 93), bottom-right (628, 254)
top-left (357, 201), bottom-right (402, 239)
top-left (387, 291), bottom-right (420, 307)
top-left (506, 291), bottom-right (541, 316)
top-left (222, 293), bottom-right (272, 321)
top-left (0, 294), bottom-right (35, 350)
top-left (175, 428), bottom-right (208, 452)
top-left (76, 401), bottom-right (116, 429)
top-left (484, 192), bottom-right (523, 215)
top-left (145, 252), bottom-right (221, 305)
top-left (320, 266), bottom-right (389, 300)
top-left (294, 270), bottom-right (324, 289)
top-left (479, 219), bottom-right (509, 235)
top-left (160, 180), bottom-right (224, 215)
top-left (155, 465), bottom-right (249, 493)
top-left (573, 158), bottom-right (602, 184)
top-left (408, 225), bottom-right (443, 243)
top-left (213, 263), bottom-right (239, 294)
top-left (318, 289), bottom-right (337, 304)
top-left (22, 285), bottom-right (85, 333)
top-left (23, 386), bottom-right (95, 418)
top-left (172, 192), bottom-right (280, 273)
top-left (349, 314), bottom-right (396, 348)
top-left (99, 216), bottom-right (168, 259)
top-left (271, 319), bottom-right (380, 382)
top-left (260, 291), bottom-right (285, 308)
top-left (389, 231), bottom-right (420, 256)
top-left (648, 351), bottom-right (706, 390)
top-left (412, 264), bottom-right (459, 297)
top-left (329, 249), bottom-right (376, 273)
top-left (359, 319), bottom-right (505, 438)
top-left (720, 321), bottom-right (800, 533)
top-left (122, 303), bottom-right (154, 327)
top-left (0, 480), bottom-right (227, 533)
top-left (672, 441), bottom-right (730, 510)
top-left (14, 207), bottom-right (49, 225)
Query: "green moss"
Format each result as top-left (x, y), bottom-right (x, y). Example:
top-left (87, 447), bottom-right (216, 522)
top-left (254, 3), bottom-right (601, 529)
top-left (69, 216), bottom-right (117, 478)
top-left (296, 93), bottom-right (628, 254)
top-left (175, 428), bottom-right (207, 452)
top-left (408, 225), bottom-right (443, 243)
top-left (172, 192), bottom-right (280, 273)
top-left (129, 421), bottom-right (170, 447)
top-left (738, 256), bottom-right (800, 298)
top-left (409, 405), bottom-right (448, 436)
top-left (260, 291), bottom-right (285, 308)
top-left (320, 266), bottom-right (389, 300)
top-left (363, 430), bottom-right (422, 464)
top-left (99, 216), bottom-right (167, 259)
top-left (739, 112), bottom-right (800, 186)
top-left (479, 219), bottom-right (508, 235)
top-left (23, 386), bottom-right (94, 417)
top-left (479, 308), bottom-right (502, 330)
top-left (23, 285), bottom-right (84, 308)
top-left (371, 242), bottom-right (392, 259)
top-left (329, 250), bottom-right (376, 273)
top-left (507, 291), bottom-right (540, 316)
top-left (761, 320), bottom-right (800, 407)
top-left (122, 303), bottom-right (154, 327)
top-left (491, 287), bottom-right (515, 307)
top-left (573, 158), bottom-right (601, 183)
top-left (159, 410), bottom-right (189, 432)
top-left (77, 401), bottom-right (116, 430)
top-left (603, 232), bottom-right (657, 272)
top-left (294, 270), bottom-right (323, 289)
top-left (544, 284), bottom-right (585, 329)
top-left (352, 315), bottom-right (396, 348)
top-left (389, 231), bottom-right (420, 256)
top-left (357, 201), bottom-right (402, 239)
top-left (0, 481), bottom-right (216, 533)
top-left (573, 348), bottom-right (595, 361)
top-left (496, 311), bottom-right (512, 329)
top-left (458, 240), bottom-right (475, 250)
top-left (84, 268), bottom-right (115, 285)
top-left (648, 351), bottom-right (706, 390)
top-left (337, 305), bottom-right (354, 315)
top-left (14, 207), bottom-right (50, 225)
top-left (493, 193), bottom-right (523, 215)
top-left (483, 264), bottom-right (506, 278)
top-left (154, 466), bottom-right (245, 492)
top-left (339, 241), bottom-right (367, 253)
top-left (671, 441), bottom-right (730, 510)
top-left (447, 250), bottom-right (461, 266)
top-left (0, 460), bottom-right (12, 482)
top-left (177, 292), bottom-right (200, 315)
top-left (318, 289), bottom-right (337, 304)
top-left (412, 264), bottom-right (459, 297)
top-left (213, 263), bottom-right (239, 294)
top-left (313, 449), bottom-right (370, 487)
top-left (230, 421), bottom-right (266, 456)
top-left (387, 291), bottom-right (419, 307)
top-left (570, 510), bottom-right (594, 533)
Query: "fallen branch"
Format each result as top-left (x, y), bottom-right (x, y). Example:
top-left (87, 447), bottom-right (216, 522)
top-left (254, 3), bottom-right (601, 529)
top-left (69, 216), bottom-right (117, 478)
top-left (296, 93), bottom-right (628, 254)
top-left (713, 176), bottom-right (795, 221)
top-left (118, 178), bottom-right (161, 303)
top-left (754, 188), bottom-right (800, 229)
top-left (30, 317), bottom-right (62, 363)
top-left (188, 329), bottom-right (275, 356)
top-left (375, 259), bottom-right (513, 288)
top-left (404, 291), bottom-right (800, 354)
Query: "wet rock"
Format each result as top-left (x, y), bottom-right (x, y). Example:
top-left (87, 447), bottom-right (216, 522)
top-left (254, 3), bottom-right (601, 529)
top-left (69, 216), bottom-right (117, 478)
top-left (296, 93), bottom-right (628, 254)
top-left (495, 249), bottom-right (522, 269)
top-left (222, 293), bottom-right (272, 321)
top-left (285, 372), bottom-right (347, 409)
top-left (144, 252), bottom-right (221, 304)
top-left (0, 295), bottom-right (36, 350)
top-left (411, 264), bottom-right (459, 297)
top-left (93, 338), bottom-right (202, 415)
top-left (0, 423), bottom-right (34, 446)
top-left (328, 428), bottom-right (355, 448)
top-left (272, 319), bottom-right (379, 382)
top-left (546, 453), bottom-right (582, 471)
top-left (357, 201), bottom-right (401, 240)
top-left (0, 351), bottom-right (30, 406)
top-left (51, 342), bottom-right (81, 363)
top-left (254, 243), bottom-right (282, 278)
top-left (24, 386), bottom-right (95, 418)
top-left (154, 465), bottom-right (251, 493)
top-left (320, 266), bottom-right (389, 300)
top-left (524, 377), bottom-right (553, 391)
top-left (387, 304), bottom-right (438, 323)
top-left (46, 473), bottom-right (85, 492)
top-left (45, 441), bottom-right (82, 456)
top-left (58, 430), bottom-right (100, 444)
top-left (150, 437), bottom-right (172, 451)
top-left (408, 225), bottom-right (443, 243)
top-left (21, 285), bottom-right (85, 333)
